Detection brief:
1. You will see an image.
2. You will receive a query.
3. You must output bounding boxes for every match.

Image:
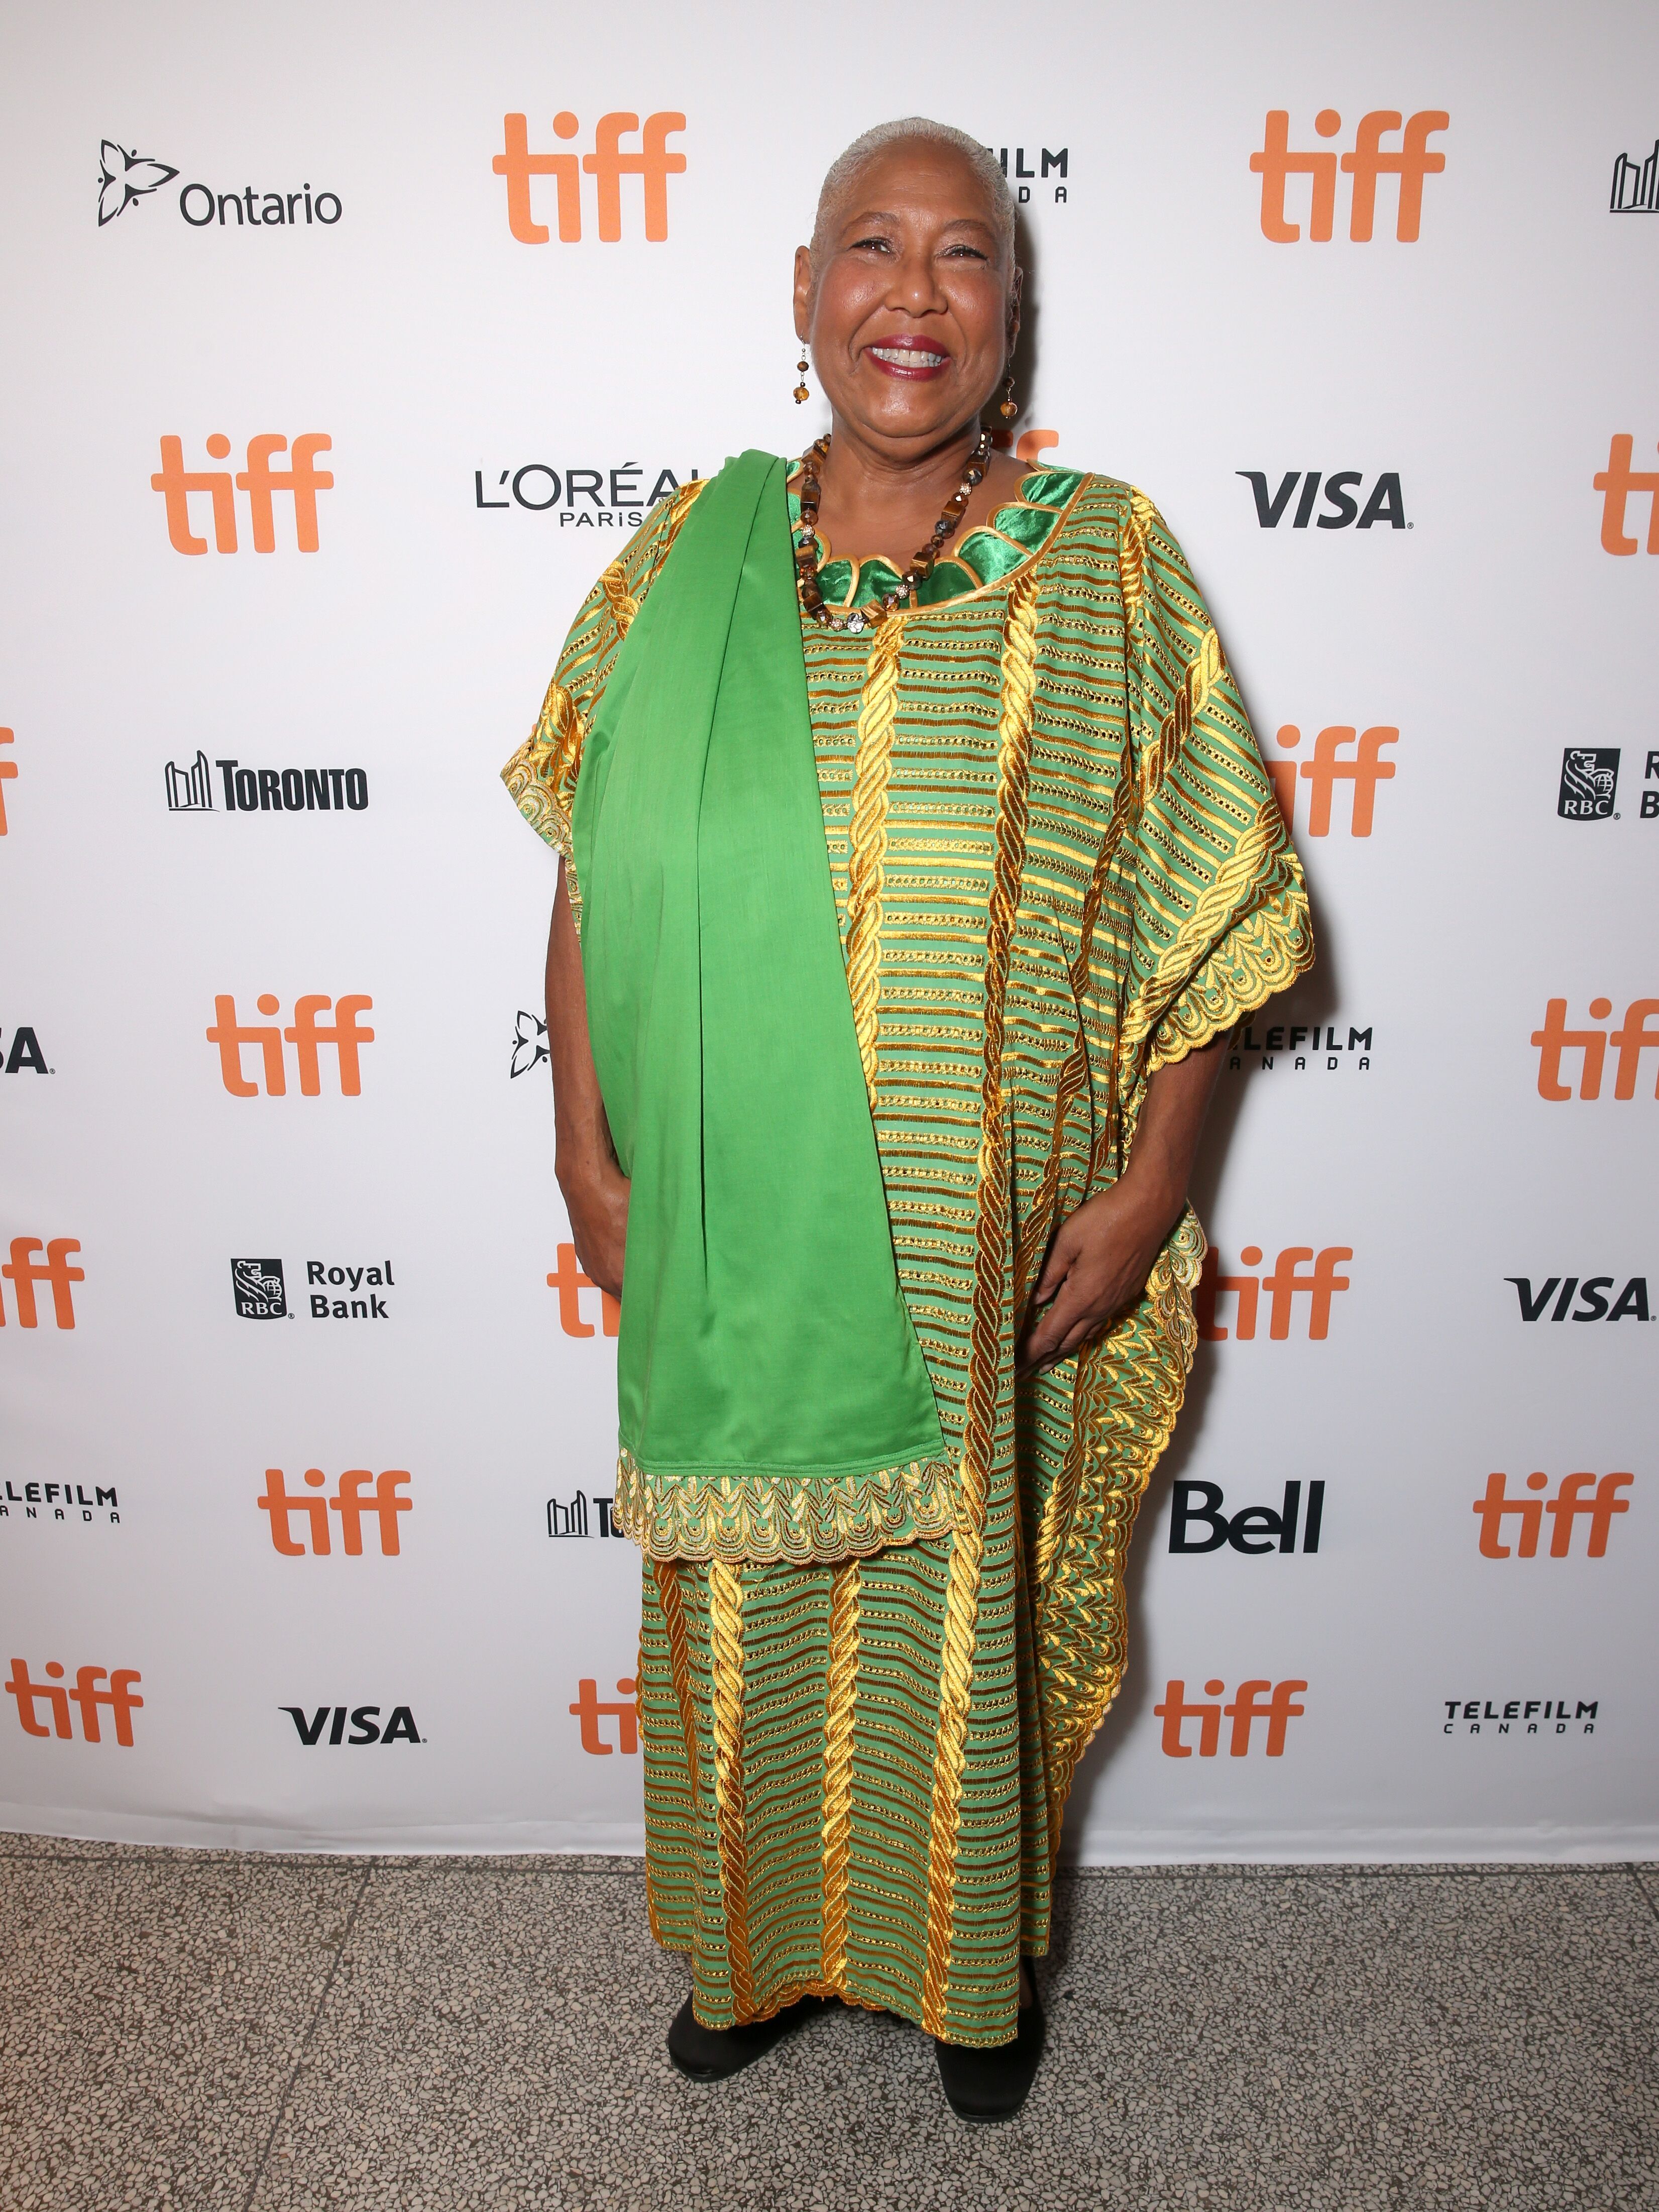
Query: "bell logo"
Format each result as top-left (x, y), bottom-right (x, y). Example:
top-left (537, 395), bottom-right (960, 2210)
top-left (257, 1468), bottom-right (411, 1557)
top-left (1473, 1472), bottom-right (1633, 1559)
top-left (1, 1238), bottom-right (83, 1329)
top-left (1593, 436), bottom-right (1659, 555)
top-left (1266, 725), bottom-right (1396, 836)
top-left (207, 994), bottom-right (374, 1096)
top-left (570, 1676), bottom-right (639, 1754)
top-left (1154, 1679), bottom-right (1308, 1756)
top-left (494, 112), bottom-right (686, 243)
top-left (1531, 999), bottom-right (1659, 1100)
top-left (1195, 1246), bottom-right (1351, 1340)
top-left (7, 1661), bottom-right (142, 1744)
top-left (1250, 109), bottom-right (1448, 241)
top-left (548, 1243), bottom-right (619, 1337)
top-left (151, 434), bottom-right (333, 555)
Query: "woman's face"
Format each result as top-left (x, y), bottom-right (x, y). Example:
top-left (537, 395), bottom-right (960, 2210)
top-left (795, 141), bottom-right (1016, 458)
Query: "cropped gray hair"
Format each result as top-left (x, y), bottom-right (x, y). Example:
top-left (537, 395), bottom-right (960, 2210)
top-left (810, 117), bottom-right (1017, 264)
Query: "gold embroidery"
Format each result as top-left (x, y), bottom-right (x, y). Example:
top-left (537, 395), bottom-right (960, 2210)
top-left (1140, 627), bottom-right (1227, 804)
top-left (654, 1557), bottom-right (701, 1812)
top-left (819, 1560), bottom-right (861, 1989)
top-left (844, 621), bottom-right (904, 1100)
top-left (922, 567), bottom-right (1037, 2039)
top-left (708, 1559), bottom-right (754, 2020)
top-left (1119, 487), bottom-right (1156, 626)
top-left (610, 1443), bottom-right (955, 1566)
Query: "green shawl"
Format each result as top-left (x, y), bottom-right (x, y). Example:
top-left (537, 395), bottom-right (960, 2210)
top-left (572, 452), bottom-right (950, 1564)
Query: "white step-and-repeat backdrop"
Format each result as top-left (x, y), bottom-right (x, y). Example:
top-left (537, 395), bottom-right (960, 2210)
top-left (4, 0), bottom-right (1654, 1859)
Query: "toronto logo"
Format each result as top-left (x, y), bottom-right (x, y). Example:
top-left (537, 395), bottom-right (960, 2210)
top-left (97, 141), bottom-right (178, 225)
top-left (1611, 140), bottom-right (1658, 213)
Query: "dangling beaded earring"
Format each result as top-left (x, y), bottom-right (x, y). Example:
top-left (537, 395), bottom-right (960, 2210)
top-left (999, 373), bottom-right (1019, 422)
top-left (794, 346), bottom-right (811, 405)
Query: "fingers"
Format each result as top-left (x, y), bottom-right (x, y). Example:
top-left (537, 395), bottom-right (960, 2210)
top-left (1030, 1218), bottom-right (1081, 1307)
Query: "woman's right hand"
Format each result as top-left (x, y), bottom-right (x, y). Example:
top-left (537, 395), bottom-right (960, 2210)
top-left (560, 1157), bottom-right (630, 1302)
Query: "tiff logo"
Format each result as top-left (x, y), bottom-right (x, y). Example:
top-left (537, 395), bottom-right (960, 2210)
top-left (1473, 1472), bottom-right (1632, 1559)
top-left (495, 112), bottom-right (685, 243)
top-left (1155, 1679), bottom-right (1308, 1756)
top-left (7, 1661), bottom-right (141, 1743)
top-left (1594, 437), bottom-right (1659, 555)
top-left (1251, 109), bottom-right (1448, 241)
top-left (1265, 724), bottom-right (1396, 836)
top-left (548, 1243), bottom-right (619, 1337)
top-left (570, 1676), bottom-right (638, 1753)
top-left (152, 434), bottom-right (333, 554)
top-left (1195, 1247), bottom-right (1351, 1340)
top-left (257, 1468), bottom-right (410, 1556)
top-left (1531, 999), bottom-right (1659, 1099)
top-left (2, 1239), bottom-right (83, 1329)
top-left (2, 727), bottom-right (19, 833)
top-left (207, 995), bottom-right (374, 1096)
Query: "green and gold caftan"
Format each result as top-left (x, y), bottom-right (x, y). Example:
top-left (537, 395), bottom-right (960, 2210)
top-left (503, 457), bottom-right (1312, 2046)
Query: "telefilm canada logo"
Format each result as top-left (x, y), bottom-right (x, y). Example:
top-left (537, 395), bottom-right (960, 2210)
top-left (1238, 472), bottom-right (1406, 530)
top-left (166, 751), bottom-right (369, 814)
top-left (1443, 1698), bottom-right (1598, 1738)
top-left (475, 463), bottom-right (699, 529)
top-left (0, 1024), bottom-right (49, 1074)
top-left (231, 1257), bottom-right (396, 1321)
top-left (97, 140), bottom-right (343, 229)
top-left (494, 112), bottom-right (685, 242)
top-left (1250, 109), bottom-right (1447, 241)
top-left (1225, 1014), bottom-right (1373, 1075)
top-left (990, 143), bottom-right (1069, 205)
top-left (1, 1480), bottom-right (120, 1526)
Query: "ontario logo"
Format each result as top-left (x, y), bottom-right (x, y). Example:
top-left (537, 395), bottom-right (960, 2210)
top-left (510, 1010), bottom-right (548, 1079)
top-left (98, 141), bottom-right (342, 229)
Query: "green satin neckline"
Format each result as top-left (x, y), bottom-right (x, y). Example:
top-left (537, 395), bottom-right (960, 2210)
top-left (787, 467), bottom-right (1083, 614)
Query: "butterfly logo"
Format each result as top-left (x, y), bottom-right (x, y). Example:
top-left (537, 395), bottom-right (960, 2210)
top-left (510, 1009), bottom-right (549, 1080)
top-left (98, 140), bottom-right (179, 226)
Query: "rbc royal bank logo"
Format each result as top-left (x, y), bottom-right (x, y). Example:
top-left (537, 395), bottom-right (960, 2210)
top-left (1250, 109), bottom-right (1447, 241)
top-left (494, 112), bottom-right (685, 242)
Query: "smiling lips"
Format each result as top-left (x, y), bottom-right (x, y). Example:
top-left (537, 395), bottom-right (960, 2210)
top-left (865, 339), bottom-right (951, 379)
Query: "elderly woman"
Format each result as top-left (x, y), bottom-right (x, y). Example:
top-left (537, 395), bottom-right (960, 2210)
top-left (503, 117), bottom-right (1310, 2121)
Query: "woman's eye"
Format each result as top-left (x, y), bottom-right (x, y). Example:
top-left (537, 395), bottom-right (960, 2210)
top-left (942, 245), bottom-right (988, 261)
top-left (851, 235), bottom-right (894, 252)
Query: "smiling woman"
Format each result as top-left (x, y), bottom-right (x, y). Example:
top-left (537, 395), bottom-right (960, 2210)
top-left (501, 115), bottom-right (1313, 2123)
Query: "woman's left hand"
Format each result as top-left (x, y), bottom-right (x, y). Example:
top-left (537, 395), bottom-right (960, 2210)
top-left (1015, 1177), bottom-right (1177, 1376)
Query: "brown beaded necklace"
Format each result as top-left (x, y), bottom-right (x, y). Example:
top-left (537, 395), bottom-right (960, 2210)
top-left (792, 427), bottom-right (994, 632)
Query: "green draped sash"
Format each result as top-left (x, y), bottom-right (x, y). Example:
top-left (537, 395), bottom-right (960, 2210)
top-left (572, 452), bottom-right (949, 1565)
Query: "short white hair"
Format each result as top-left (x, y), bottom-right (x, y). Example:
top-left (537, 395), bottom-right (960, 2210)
top-left (810, 117), bottom-right (1017, 263)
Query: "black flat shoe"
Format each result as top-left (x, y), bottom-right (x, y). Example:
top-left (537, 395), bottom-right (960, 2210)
top-left (667, 1994), bottom-right (820, 2082)
top-left (934, 1979), bottom-right (1045, 2123)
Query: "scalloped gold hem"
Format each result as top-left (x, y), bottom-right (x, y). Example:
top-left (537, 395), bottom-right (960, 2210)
top-left (610, 1445), bottom-right (957, 1566)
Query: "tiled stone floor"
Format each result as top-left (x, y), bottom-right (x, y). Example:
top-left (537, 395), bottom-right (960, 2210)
top-left (1, 1840), bottom-right (1654, 2211)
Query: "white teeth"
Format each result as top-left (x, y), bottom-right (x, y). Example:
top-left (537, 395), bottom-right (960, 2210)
top-left (870, 346), bottom-right (947, 367)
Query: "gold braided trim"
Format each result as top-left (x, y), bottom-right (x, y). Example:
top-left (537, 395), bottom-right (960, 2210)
top-left (707, 1559), bottom-right (754, 2020)
top-left (653, 1557), bottom-right (701, 1813)
top-left (1040, 1214), bottom-right (1205, 1856)
top-left (819, 1560), bottom-right (861, 1990)
top-left (921, 568), bottom-right (1036, 2040)
top-left (1149, 871), bottom-right (1314, 1069)
top-left (1140, 627), bottom-right (1227, 805)
top-left (610, 1445), bottom-right (955, 1567)
top-left (1119, 486), bottom-right (1156, 627)
top-left (844, 619), bottom-right (904, 1102)
top-left (1119, 801), bottom-right (1309, 1080)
